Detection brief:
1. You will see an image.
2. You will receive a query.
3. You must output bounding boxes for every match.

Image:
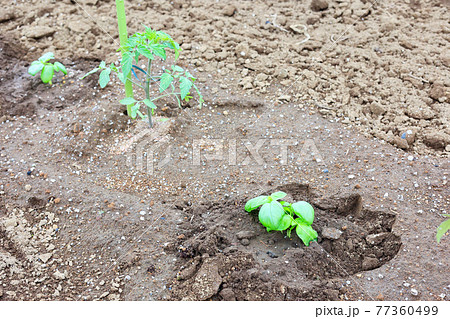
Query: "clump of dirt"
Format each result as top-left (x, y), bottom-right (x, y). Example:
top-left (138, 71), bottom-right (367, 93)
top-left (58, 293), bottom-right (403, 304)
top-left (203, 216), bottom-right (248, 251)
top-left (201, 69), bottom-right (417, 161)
top-left (167, 184), bottom-right (402, 300)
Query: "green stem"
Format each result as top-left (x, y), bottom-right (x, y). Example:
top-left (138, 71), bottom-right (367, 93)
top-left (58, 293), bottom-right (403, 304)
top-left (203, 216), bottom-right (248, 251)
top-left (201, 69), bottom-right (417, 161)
top-left (115, 0), bottom-right (134, 117)
top-left (145, 59), bottom-right (153, 128)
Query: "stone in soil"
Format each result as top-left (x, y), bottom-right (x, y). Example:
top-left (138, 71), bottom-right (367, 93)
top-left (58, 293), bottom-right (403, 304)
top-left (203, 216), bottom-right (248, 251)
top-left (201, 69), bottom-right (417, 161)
top-left (322, 227), bottom-right (343, 240)
top-left (310, 0), bottom-right (329, 12)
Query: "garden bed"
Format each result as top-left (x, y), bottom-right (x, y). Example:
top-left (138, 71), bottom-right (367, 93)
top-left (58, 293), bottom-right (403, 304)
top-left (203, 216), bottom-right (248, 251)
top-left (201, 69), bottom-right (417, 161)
top-left (0, 0), bottom-right (449, 301)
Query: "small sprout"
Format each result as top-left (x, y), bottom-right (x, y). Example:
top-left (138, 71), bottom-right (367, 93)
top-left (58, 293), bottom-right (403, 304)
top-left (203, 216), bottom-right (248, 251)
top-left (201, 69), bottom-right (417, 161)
top-left (436, 214), bottom-right (450, 243)
top-left (28, 52), bottom-right (67, 85)
top-left (245, 192), bottom-right (318, 246)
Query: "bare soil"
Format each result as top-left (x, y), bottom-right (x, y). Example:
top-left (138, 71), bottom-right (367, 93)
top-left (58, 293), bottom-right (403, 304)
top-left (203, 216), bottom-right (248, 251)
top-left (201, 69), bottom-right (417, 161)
top-left (0, 0), bottom-right (449, 301)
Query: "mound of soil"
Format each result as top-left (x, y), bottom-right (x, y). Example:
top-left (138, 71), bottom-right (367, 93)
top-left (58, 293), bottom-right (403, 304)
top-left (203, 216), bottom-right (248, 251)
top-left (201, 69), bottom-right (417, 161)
top-left (168, 184), bottom-right (401, 300)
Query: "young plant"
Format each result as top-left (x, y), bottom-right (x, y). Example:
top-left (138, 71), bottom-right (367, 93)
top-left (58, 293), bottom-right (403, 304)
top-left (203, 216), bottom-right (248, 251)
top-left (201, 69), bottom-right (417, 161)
top-left (245, 191), bottom-right (318, 246)
top-left (436, 215), bottom-right (450, 243)
top-left (81, 26), bottom-right (204, 128)
top-left (28, 52), bottom-right (67, 85)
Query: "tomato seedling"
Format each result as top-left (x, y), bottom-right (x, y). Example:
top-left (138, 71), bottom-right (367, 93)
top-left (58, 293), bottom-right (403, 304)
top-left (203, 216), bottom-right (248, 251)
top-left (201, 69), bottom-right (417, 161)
top-left (245, 191), bottom-right (318, 246)
top-left (81, 26), bottom-right (203, 128)
top-left (28, 52), bottom-right (67, 85)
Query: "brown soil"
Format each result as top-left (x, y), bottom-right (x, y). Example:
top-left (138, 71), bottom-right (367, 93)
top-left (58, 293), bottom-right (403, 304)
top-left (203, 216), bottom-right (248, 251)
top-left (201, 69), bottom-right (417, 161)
top-left (0, 0), bottom-right (449, 301)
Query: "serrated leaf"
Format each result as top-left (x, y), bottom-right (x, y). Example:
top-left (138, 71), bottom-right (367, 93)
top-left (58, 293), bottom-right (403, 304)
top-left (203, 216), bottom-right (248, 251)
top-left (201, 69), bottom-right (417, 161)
top-left (41, 64), bottom-right (54, 84)
top-left (28, 61), bottom-right (44, 76)
top-left (117, 72), bottom-right (126, 84)
top-left (119, 97), bottom-right (137, 105)
top-left (437, 218), bottom-right (450, 243)
top-left (296, 223), bottom-right (318, 246)
top-left (80, 67), bottom-right (100, 80)
top-left (121, 53), bottom-right (133, 78)
top-left (245, 196), bottom-right (270, 212)
top-left (99, 68), bottom-right (111, 88)
top-left (39, 52), bottom-right (54, 63)
top-left (54, 62), bottom-right (67, 75)
top-left (292, 201), bottom-right (315, 225)
top-left (134, 50), bottom-right (140, 63)
top-left (143, 99), bottom-right (157, 109)
top-left (270, 191), bottom-right (287, 201)
top-left (137, 46), bottom-right (154, 60)
top-left (130, 102), bottom-right (139, 119)
top-left (179, 76), bottom-right (193, 100)
top-left (185, 70), bottom-right (195, 80)
top-left (159, 73), bottom-right (173, 92)
top-left (172, 65), bottom-right (184, 72)
top-left (152, 46), bottom-right (166, 60)
top-left (193, 84), bottom-right (203, 109)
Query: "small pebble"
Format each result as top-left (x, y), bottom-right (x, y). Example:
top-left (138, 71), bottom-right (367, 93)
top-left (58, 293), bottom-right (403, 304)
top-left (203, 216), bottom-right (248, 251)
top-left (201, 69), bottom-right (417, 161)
top-left (241, 238), bottom-right (250, 246)
top-left (25, 184), bottom-right (32, 192)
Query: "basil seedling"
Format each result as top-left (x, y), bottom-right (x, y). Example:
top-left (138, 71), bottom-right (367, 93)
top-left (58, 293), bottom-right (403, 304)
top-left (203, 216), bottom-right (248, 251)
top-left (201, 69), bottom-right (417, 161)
top-left (28, 52), bottom-right (67, 85)
top-left (245, 191), bottom-right (318, 246)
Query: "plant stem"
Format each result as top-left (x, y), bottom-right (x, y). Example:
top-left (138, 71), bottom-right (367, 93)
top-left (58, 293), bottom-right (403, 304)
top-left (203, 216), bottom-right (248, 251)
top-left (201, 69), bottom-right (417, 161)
top-left (145, 59), bottom-right (153, 128)
top-left (115, 0), bottom-right (134, 117)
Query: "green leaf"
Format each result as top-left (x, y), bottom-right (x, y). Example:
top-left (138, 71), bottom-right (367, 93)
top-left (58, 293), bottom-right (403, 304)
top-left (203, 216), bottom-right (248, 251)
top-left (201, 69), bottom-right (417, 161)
top-left (179, 76), bottom-right (193, 100)
top-left (193, 84), bottom-right (203, 109)
top-left (117, 72), bottom-right (126, 84)
top-left (244, 196), bottom-right (270, 212)
top-left (296, 223), bottom-right (318, 246)
top-left (292, 201), bottom-right (315, 225)
top-left (80, 67), bottom-right (100, 79)
top-left (160, 73), bottom-right (174, 92)
top-left (437, 218), bottom-right (450, 243)
top-left (270, 191), bottom-right (287, 201)
top-left (134, 50), bottom-right (140, 63)
top-left (28, 61), bottom-right (44, 76)
top-left (119, 97), bottom-right (137, 105)
top-left (172, 65), bottom-right (184, 72)
top-left (185, 70), bottom-right (195, 80)
top-left (143, 99), bottom-right (157, 109)
top-left (278, 214), bottom-right (294, 231)
top-left (99, 68), bottom-right (111, 88)
top-left (99, 61), bottom-right (106, 69)
top-left (38, 52), bottom-right (54, 63)
top-left (54, 62), bottom-right (67, 75)
top-left (258, 201), bottom-right (287, 231)
top-left (283, 205), bottom-right (294, 215)
top-left (130, 102), bottom-right (140, 119)
top-left (152, 46), bottom-right (166, 60)
top-left (121, 53), bottom-right (133, 78)
top-left (41, 64), bottom-right (54, 84)
top-left (137, 46), bottom-right (154, 60)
